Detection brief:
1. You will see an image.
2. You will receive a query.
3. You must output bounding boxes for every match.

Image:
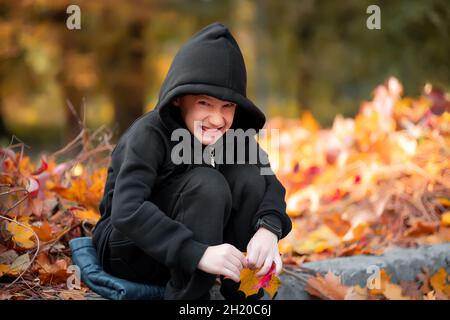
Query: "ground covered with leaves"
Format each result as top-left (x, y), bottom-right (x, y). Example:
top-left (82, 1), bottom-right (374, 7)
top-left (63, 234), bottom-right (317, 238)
top-left (1, 77), bottom-right (449, 300)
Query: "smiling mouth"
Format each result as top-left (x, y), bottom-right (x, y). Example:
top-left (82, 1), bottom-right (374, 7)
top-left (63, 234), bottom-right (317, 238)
top-left (201, 126), bottom-right (222, 133)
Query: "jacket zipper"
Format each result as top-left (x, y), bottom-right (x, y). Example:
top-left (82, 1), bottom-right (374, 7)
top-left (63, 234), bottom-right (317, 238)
top-left (210, 146), bottom-right (215, 168)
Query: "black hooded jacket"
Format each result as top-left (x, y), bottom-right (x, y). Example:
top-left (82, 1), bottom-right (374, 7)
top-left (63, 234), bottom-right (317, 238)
top-left (92, 22), bottom-right (292, 276)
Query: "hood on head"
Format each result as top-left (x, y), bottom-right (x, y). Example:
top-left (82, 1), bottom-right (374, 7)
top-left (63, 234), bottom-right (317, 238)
top-left (155, 22), bottom-right (266, 133)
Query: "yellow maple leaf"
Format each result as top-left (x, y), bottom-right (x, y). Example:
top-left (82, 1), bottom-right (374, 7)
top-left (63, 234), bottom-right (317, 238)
top-left (264, 276), bottom-right (281, 299)
top-left (237, 262), bottom-right (281, 299)
top-left (238, 268), bottom-right (260, 297)
top-left (7, 218), bottom-right (35, 249)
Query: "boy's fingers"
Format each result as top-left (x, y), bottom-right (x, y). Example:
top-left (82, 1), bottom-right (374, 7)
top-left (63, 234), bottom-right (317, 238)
top-left (242, 256), bottom-right (249, 269)
top-left (223, 272), bottom-right (239, 283)
top-left (228, 254), bottom-right (244, 271)
top-left (255, 250), bottom-right (266, 269)
top-left (224, 260), bottom-right (241, 276)
top-left (246, 249), bottom-right (260, 269)
top-left (274, 254), bottom-right (282, 275)
top-left (256, 256), bottom-right (272, 277)
top-left (230, 247), bottom-right (247, 266)
top-left (223, 267), bottom-right (240, 283)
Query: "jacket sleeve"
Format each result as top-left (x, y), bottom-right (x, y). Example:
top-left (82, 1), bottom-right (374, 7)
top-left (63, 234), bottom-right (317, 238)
top-left (249, 138), bottom-right (292, 240)
top-left (110, 126), bottom-right (208, 275)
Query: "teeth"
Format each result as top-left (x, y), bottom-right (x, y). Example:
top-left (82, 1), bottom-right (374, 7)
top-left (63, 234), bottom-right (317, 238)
top-left (202, 126), bottom-right (220, 132)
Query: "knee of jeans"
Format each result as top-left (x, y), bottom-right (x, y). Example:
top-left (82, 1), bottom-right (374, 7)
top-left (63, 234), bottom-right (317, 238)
top-left (225, 164), bottom-right (265, 199)
top-left (187, 166), bottom-right (232, 205)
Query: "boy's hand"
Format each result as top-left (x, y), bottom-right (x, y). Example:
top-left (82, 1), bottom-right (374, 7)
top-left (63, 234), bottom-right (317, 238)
top-left (197, 243), bottom-right (248, 282)
top-left (246, 227), bottom-right (282, 277)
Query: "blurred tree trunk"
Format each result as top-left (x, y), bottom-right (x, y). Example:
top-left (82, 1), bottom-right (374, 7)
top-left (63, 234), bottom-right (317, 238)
top-left (96, 7), bottom-right (149, 139)
top-left (109, 19), bottom-right (146, 137)
top-left (254, 0), bottom-right (269, 113)
top-left (61, 82), bottom-right (84, 142)
top-left (51, 8), bottom-right (86, 144)
top-left (296, 15), bottom-right (314, 111)
top-left (0, 101), bottom-right (10, 139)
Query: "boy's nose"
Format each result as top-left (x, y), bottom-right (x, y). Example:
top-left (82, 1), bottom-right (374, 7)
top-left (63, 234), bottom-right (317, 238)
top-left (207, 113), bottom-right (225, 128)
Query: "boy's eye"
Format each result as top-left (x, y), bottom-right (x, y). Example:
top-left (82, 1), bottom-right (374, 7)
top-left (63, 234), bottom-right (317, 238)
top-left (224, 103), bottom-right (236, 108)
top-left (198, 100), bottom-right (209, 106)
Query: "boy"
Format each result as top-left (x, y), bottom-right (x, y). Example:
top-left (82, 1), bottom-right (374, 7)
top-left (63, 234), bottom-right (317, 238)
top-left (92, 22), bottom-right (292, 300)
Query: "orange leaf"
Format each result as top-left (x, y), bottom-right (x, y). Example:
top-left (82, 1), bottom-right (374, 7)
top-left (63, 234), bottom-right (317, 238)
top-left (305, 271), bottom-right (349, 300)
top-left (53, 178), bottom-right (87, 203)
top-left (32, 221), bottom-right (54, 242)
top-left (71, 208), bottom-right (100, 223)
top-left (430, 268), bottom-right (450, 297)
top-left (323, 212), bottom-right (351, 237)
top-left (437, 198), bottom-right (450, 207)
top-left (238, 268), bottom-right (260, 297)
top-left (441, 212), bottom-right (450, 227)
top-left (300, 111), bottom-right (321, 132)
top-left (0, 264), bottom-right (15, 277)
top-left (35, 252), bottom-right (70, 284)
top-left (383, 282), bottom-right (411, 300)
top-left (404, 219), bottom-right (438, 237)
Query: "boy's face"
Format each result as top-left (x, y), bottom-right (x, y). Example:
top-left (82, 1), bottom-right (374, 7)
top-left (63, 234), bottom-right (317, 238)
top-left (173, 94), bottom-right (237, 145)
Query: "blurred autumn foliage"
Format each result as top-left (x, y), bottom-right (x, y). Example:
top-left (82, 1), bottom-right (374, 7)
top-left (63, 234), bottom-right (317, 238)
top-left (303, 267), bottom-right (450, 300)
top-left (1, 77), bottom-right (449, 300)
top-left (1, 0), bottom-right (449, 154)
top-left (268, 78), bottom-right (450, 263)
top-left (0, 124), bottom-right (113, 299)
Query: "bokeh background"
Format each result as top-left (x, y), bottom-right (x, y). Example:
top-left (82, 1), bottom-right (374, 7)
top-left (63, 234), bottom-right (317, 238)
top-left (0, 0), bottom-right (449, 159)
